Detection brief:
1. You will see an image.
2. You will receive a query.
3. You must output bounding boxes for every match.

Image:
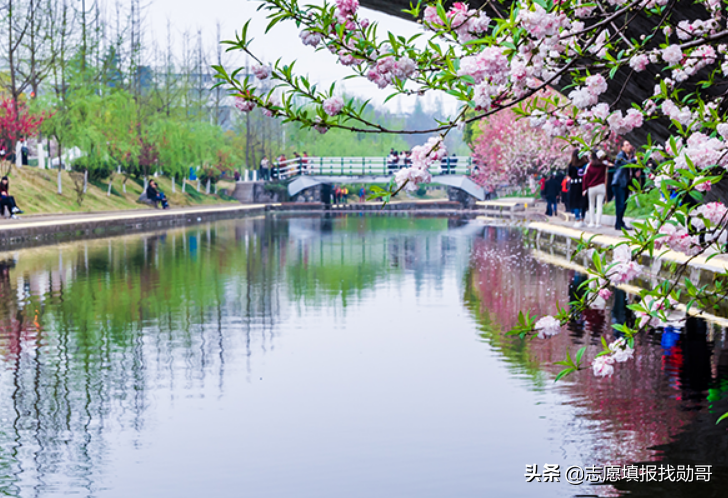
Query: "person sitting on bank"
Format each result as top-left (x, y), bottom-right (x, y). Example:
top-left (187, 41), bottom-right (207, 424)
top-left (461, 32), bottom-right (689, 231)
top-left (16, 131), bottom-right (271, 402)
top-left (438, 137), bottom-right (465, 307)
top-left (146, 180), bottom-right (169, 209)
top-left (0, 176), bottom-right (23, 219)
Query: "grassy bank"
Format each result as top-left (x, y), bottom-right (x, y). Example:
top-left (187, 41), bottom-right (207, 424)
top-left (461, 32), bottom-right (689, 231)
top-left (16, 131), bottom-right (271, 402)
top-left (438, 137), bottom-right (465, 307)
top-left (3, 166), bottom-right (237, 216)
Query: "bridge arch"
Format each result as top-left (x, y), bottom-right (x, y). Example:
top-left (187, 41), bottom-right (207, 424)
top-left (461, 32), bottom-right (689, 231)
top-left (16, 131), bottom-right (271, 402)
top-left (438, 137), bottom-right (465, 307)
top-left (277, 157), bottom-right (486, 201)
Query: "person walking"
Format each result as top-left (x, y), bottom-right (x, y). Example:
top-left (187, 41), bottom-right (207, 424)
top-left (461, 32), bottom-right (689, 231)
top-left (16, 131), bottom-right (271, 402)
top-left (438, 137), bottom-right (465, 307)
top-left (583, 150), bottom-right (610, 227)
top-left (539, 175), bottom-right (546, 200)
top-left (612, 140), bottom-right (636, 231)
top-left (544, 172), bottom-right (560, 216)
top-left (560, 174), bottom-right (570, 208)
top-left (260, 156), bottom-right (270, 181)
top-left (568, 148), bottom-right (588, 227)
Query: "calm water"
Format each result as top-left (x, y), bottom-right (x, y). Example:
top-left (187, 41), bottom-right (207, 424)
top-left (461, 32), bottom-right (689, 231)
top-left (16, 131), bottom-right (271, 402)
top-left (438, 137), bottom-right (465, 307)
top-left (0, 215), bottom-right (726, 498)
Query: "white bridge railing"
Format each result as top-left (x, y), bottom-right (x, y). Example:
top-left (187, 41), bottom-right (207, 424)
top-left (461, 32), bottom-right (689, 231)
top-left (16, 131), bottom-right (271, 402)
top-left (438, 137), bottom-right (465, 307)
top-left (269, 156), bottom-right (475, 180)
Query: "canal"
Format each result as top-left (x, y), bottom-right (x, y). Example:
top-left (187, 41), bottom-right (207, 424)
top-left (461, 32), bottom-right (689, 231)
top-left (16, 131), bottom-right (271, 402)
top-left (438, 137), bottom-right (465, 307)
top-left (0, 214), bottom-right (725, 497)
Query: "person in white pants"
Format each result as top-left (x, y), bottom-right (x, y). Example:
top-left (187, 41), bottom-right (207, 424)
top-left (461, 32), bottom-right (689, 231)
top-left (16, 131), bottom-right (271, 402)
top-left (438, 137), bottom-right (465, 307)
top-left (582, 150), bottom-right (612, 228)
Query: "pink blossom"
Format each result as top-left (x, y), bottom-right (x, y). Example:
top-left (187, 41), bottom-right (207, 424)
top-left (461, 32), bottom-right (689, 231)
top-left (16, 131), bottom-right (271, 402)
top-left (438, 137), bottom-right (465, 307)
top-left (654, 223), bottom-right (702, 255)
top-left (393, 137), bottom-right (446, 191)
top-left (607, 245), bottom-right (642, 284)
top-left (609, 338), bottom-right (634, 363)
top-left (517, 4), bottom-right (570, 39)
top-left (606, 109), bottom-right (643, 135)
top-left (695, 202), bottom-right (728, 226)
top-left (661, 100), bottom-right (693, 126)
top-left (662, 45), bottom-right (683, 65)
top-left (673, 132), bottom-right (726, 169)
top-left (366, 56), bottom-right (417, 89)
top-left (472, 82), bottom-right (502, 110)
top-left (300, 30), bottom-right (323, 47)
top-left (592, 103), bottom-right (611, 120)
top-left (252, 64), bottom-right (271, 80)
top-left (592, 355), bottom-right (615, 377)
top-left (535, 315), bottom-right (561, 339)
top-left (235, 97), bottom-right (255, 113)
top-left (323, 96), bottom-right (344, 116)
top-left (335, 0), bottom-right (359, 24)
top-left (448, 3), bottom-right (491, 42)
top-left (598, 288), bottom-right (613, 300)
top-left (394, 166), bottom-right (431, 192)
top-left (423, 6), bottom-right (440, 26)
top-left (410, 136), bottom-right (447, 169)
top-left (262, 94), bottom-right (281, 117)
top-left (569, 88), bottom-right (598, 109)
top-left (457, 47), bottom-right (509, 85)
top-left (629, 54), bottom-right (650, 72)
top-left (313, 116), bottom-right (328, 134)
top-left (584, 74), bottom-right (608, 95)
top-left (694, 177), bottom-right (712, 192)
top-left (717, 123), bottom-right (728, 139)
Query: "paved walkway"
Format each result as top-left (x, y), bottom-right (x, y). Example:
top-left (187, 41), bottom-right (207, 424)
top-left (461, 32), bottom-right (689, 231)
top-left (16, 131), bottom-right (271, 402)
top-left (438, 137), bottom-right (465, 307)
top-left (519, 198), bottom-right (728, 274)
top-left (0, 204), bottom-right (266, 232)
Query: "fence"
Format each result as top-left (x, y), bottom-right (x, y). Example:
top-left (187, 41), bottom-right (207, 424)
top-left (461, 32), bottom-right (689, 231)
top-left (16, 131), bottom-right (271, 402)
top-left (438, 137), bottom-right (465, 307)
top-left (267, 156), bottom-right (475, 180)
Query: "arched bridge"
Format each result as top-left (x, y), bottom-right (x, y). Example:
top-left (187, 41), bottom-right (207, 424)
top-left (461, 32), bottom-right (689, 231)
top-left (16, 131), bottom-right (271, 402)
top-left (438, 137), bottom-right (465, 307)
top-left (273, 156), bottom-right (485, 201)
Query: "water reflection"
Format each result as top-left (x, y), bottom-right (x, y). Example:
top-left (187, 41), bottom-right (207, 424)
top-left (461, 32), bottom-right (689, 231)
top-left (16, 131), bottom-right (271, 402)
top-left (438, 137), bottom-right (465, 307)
top-left (0, 216), bottom-right (724, 497)
top-left (466, 226), bottom-right (728, 495)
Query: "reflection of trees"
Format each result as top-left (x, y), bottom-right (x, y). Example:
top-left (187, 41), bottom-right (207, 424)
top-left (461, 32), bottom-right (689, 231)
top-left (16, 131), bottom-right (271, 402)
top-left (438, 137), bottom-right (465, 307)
top-left (463, 228), bottom-right (728, 469)
top-left (0, 219), bottom-right (288, 496)
top-left (283, 216), bottom-right (464, 308)
top-left (0, 215), bottom-right (475, 495)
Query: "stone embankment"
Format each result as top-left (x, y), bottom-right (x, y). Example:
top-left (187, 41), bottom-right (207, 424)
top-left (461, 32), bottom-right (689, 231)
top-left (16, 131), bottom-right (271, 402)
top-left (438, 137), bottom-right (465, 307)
top-left (0, 205), bottom-right (267, 249)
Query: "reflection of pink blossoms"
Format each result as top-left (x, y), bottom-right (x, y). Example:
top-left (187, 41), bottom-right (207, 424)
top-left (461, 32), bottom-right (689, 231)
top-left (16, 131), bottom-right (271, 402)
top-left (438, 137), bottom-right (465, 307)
top-left (323, 96), bottom-right (345, 116)
top-left (592, 355), bottom-right (615, 377)
top-left (535, 315), bottom-right (561, 339)
top-left (252, 64), bottom-right (271, 80)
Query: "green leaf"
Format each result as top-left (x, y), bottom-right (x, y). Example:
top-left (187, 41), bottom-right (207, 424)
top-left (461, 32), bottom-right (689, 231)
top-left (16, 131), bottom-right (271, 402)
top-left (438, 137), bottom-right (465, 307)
top-left (574, 346), bottom-right (586, 366)
top-left (554, 367), bottom-right (575, 382)
top-left (717, 412), bottom-right (728, 424)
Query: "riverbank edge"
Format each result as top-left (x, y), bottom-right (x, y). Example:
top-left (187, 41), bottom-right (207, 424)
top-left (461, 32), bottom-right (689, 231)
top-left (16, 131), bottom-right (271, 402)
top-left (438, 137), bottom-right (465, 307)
top-left (0, 204), bottom-right (268, 250)
top-left (0, 200), bottom-right (486, 250)
top-left (524, 220), bottom-right (728, 275)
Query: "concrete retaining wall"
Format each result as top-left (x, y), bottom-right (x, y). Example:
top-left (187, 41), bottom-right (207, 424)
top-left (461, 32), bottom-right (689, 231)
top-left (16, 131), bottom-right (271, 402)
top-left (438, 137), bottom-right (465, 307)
top-left (0, 205), bottom-right (266, 250)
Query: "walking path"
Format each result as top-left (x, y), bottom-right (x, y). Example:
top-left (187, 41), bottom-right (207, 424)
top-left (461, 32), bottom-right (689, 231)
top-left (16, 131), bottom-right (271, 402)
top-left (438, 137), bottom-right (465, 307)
top-left (0, 204), bottom-right (268, 248)
top-left (516, 197), bottom-right (728, 274)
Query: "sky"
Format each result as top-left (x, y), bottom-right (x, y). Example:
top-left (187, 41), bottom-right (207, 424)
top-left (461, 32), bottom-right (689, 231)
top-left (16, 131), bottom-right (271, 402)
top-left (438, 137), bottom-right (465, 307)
top-left (145, 0), bottom-right (457, 115)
